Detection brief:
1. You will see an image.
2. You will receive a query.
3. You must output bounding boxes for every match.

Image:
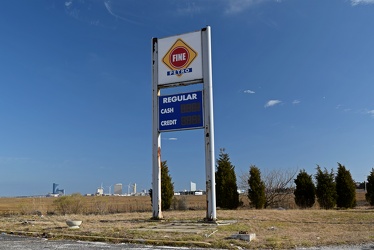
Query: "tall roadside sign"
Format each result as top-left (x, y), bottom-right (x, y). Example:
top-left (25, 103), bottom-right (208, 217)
top-left (152, 26), bottom-right (216, 221)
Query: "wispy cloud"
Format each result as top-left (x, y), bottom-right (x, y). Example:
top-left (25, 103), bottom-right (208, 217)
top-left (163, 137), bottom-right (178, 141)
top-left (64, 0), bottom-right (103, 27)
top-left (64, 1), bottom-right (79, 19)
top-left (368, 110), bottom-right (374, 117)
top-left (351, 0), bottom-right (374, 6)
top-left (225, 0), bottom-right (281, 14)
top-left (244, 89), bottom-right (255, 94)
top-left (336, 104), bottom-right (352, 112)
top-left (265, 99), bottom-right (282, 108)
top-left (292, 100), bottom-right (300, 105)
top-left (0, 156), bottom-right (31, 164)
top-left (65, 1), bottom-right (72, 7)
top-left (176, 2), bottom-right (202, 16)
top-left (104, 1), bottom-right (128, 21)
top-left (104, 1), bottom-right (142, 25)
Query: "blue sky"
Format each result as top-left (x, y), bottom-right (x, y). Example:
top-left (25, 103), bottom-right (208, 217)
top-left (1, 0), bottom-right (374, 196)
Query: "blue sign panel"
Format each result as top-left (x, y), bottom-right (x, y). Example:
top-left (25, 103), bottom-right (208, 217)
top-left (159, 91), bottom-right (203, 132)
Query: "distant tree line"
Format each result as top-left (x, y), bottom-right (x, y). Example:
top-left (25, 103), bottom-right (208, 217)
top-left (215, 149), bottom-right (374, 210)
top-left (153, 149), bottom-right (374, 211)
top-left (249, 163), bottom-right (358, 209)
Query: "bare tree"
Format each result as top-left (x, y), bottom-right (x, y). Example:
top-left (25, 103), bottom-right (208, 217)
top-left (263, 168), bottom-right (297, 208)
top-left (240, 167), bottom-right (298, 208)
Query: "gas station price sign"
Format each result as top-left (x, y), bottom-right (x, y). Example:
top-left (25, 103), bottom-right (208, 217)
top-left (158, 91), bottom-right (203, 132)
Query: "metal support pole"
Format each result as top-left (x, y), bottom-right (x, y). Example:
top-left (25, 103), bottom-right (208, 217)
top-left (202, 26), bottom-right (216, 221)
top-left (152, 38), bottom-right (163, 219)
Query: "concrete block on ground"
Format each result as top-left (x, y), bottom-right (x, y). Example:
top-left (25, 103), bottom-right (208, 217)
top-left (230, 233), bottom-right (256, 241)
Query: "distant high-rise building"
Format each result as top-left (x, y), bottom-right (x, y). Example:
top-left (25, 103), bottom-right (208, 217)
top-left (191, 182), bottom-right (196, 192)
top-left (133, 183), bottom-right (136, 194)
top-left (52, 183), bottom-right (65, 195)
top-left (96, 187), bottom-right (104, 196)
top-left (114, 183), bottom-right (122, 195)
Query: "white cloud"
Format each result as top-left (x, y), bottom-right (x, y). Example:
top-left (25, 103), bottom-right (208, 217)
top-left (351, 0), bottom-right (374, 6)
top-left (166, 138), bottom-right (178, 141)
top-left (368, 110), bottom-right (374, 117)
top-left (264, 99), bottom-right (282, 108)
top-left (292, 100), bottom-right (300, 105)
top-left (244, 89), bottom-right (255, 94)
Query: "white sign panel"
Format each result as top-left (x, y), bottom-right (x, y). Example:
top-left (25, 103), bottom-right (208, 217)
top-left (158, 30), bottom-right (203, 85)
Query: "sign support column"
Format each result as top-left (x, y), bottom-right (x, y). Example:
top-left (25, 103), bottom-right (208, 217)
top-left (152, 38), bottom-right (163, 219)
top-left (202, 26), bottom-right (216, 221)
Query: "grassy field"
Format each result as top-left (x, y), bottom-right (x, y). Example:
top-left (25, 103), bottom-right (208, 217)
top-left (0, 191), bottom-right (372, 249)
top-left (0, 195), bottom-right (206, 215)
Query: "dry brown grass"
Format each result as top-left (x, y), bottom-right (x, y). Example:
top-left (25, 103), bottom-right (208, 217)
top-left (0, 191), bottom-right (372, 249)
top-left (0, 195), bottom-right (206, 215)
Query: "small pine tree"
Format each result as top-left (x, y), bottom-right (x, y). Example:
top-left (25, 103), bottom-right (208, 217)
top-left (161, 161), bottom-right (174, 210)
top-left (335, 163), bottom-right (356, 208)
top-left (248, 165), bottom-right (266, 209)
top-left (149, 188), bottom-right (153, 206)
top-left (215, 149), bottom-right (239, 209)
top-left (315, 165), bottom-right (337, 209)
top-left (365, 168), bottom-right (374, 206)
top-left (294, 170), bottom-right (316, 208)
